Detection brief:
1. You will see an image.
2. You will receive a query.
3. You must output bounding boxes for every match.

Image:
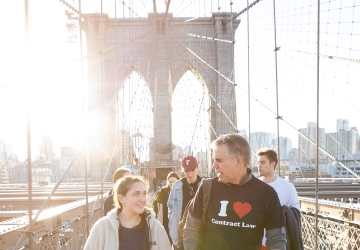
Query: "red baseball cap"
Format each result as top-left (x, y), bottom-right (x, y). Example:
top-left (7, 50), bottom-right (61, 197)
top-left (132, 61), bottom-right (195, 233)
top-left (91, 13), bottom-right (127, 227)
top-left (181, 156), bottom-right (198, 171)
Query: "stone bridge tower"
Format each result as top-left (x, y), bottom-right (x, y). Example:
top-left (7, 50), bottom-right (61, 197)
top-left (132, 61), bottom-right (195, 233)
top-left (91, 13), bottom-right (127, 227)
top-left (82, 13), bottom-right (240, 177)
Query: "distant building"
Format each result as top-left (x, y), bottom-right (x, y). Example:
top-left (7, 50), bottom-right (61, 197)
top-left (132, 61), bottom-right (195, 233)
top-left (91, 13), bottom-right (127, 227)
top-left (326, 127), bottom-right (357, 159)
top-left (272, 136), bottom-right (292, 161)
top-left (39, 135), bottom-right (54, 160)
top-left (337, 118), bottom-right (349, 132)
top-left (59, 146), bottom-right (83, 182)
top-left (196, 151), bottom-right (208, 176)
top-left (0, 140), bottom-right (13, 161)
top-left (249, 132), bottom-right (276, 165)
top-left (327, 152), bottom-right (360, 178)
top-left (290, 148), bottom-right (298, 165)
top-left (0, 160), bottom-right (9, 184)
top-left (8, 161), bottom-right (27, 184)
top-left (298, 122), bottom-right (326, 164)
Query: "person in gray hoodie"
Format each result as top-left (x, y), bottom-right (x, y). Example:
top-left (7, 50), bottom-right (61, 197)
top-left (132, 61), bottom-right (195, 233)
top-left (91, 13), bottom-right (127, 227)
top-left (85, 176), bottom-right (171, 250)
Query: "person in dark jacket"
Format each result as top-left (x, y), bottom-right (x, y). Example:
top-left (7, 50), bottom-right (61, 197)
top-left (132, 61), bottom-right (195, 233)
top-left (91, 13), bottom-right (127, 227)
top-left (152, 172), bottom-right (180, 243)
top-left (282, 206), bottom-right (304, 250)
top-left (103, 167), bottom-right (131, 216)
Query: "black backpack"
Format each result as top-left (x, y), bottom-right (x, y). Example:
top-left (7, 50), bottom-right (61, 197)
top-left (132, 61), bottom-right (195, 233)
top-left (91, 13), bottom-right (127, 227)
top-left (177, 178), bottom-right (212, 250)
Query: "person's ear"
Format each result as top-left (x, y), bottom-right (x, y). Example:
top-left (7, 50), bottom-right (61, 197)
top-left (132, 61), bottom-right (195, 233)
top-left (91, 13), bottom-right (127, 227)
top-left (118, 194), bottom-right (125, 204)
top-left (236, 156), bottom-right (244, 166)
top-left (271, 161), bottom-right (276, 169)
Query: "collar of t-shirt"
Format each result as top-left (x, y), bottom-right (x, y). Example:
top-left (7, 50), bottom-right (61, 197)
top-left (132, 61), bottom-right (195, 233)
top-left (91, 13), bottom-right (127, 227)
top-left (225, 168), bottom-right (253, 187)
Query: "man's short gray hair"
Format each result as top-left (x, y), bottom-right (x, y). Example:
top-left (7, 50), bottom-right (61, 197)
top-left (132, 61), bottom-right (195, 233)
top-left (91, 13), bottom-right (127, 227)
top-left (211, 133), bottom-right (251, 167)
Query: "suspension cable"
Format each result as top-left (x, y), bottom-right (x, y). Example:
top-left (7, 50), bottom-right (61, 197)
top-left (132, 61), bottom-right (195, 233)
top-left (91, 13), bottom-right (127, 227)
top-left (272, 0), bottom-right (281, 175)
top-left (247, 0), bottom-right (251, 145)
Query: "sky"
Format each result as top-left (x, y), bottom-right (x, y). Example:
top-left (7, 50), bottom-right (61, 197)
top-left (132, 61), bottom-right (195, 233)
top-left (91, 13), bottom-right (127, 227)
top-left (0, 0), bottom-right (359, 160)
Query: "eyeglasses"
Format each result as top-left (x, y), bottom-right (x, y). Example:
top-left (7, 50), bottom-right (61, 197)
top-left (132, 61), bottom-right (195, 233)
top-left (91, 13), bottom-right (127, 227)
top-left (188, 184), bottom-right (195, 195)
top-left (222, 135), bottom-right (242, 153)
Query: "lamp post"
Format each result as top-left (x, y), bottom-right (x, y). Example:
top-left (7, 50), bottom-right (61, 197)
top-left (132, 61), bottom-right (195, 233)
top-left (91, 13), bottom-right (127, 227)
top-left (132, 129), bottom-right (143, 171)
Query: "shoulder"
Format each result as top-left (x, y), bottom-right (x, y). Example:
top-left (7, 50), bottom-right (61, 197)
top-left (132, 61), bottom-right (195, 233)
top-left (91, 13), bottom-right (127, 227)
top-left (172, 178), bottom-right (184, 189)
top-left (275, 177), bottom-right (296, 188)
top-left (146, 208), bottom-right (162, 226)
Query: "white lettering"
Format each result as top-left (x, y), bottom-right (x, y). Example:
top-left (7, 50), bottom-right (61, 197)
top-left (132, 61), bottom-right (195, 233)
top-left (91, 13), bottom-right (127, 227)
top-left (218, 200), bottom-right (229, 217)
top-left (186, 160), bottom-right (190, 165)
top-left (211, 218), bottom-right (256, 228)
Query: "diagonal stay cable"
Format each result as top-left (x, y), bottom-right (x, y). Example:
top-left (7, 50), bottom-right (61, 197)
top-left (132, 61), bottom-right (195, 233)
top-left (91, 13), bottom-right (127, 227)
top-left (209, 93), bottom-right (238, 132)
top-left (103, 32), bottom-right (156, 116)
top-left (175, 25), bottom-right (360, 179)
top-left (73, 28), bottom-right (155, 62)
top-left (175, 31), bottom-right (235, 44)
top-left (188, 94), bottom-right (205, 154)
top-left (59, 0), bottom-right (95, 24)
top-left (173, 22), bottom-right (360, 179)
top-left (118, 0), bottom-right (142, 18)
top-left (171, 32), bottom-right (236, 87)
top-left (327, 133), bottom-right (360, 169)
top-left (224, 0), bottom-right (263, 23)
top-left (13, 146), bottom-right (84, 250)
top-left (88, 141), bottom-right (118, 224)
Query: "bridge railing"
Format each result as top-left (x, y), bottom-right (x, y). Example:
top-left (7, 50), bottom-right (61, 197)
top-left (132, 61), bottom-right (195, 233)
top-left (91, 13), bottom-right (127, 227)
top-left (1, 195), bottom-right (360, 249)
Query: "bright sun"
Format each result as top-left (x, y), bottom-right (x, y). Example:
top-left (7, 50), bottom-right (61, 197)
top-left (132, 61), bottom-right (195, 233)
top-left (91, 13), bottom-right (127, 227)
top-left (0, 1), bottom-right (83, 160)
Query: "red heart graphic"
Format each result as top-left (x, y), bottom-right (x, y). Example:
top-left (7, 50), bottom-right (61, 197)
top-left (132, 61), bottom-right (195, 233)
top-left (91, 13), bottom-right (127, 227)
top-left (233, 202), bottom-right (252, 218)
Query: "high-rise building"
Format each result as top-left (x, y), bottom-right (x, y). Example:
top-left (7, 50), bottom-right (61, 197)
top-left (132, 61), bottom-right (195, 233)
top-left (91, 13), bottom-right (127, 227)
top-left (249, 132), bottom-right (276, 165)
top-left (272, 136), bottom-right (292, 160)
top-left (337, 118), bottom-right (349, 132)
top-left (39, 135), bottom-right (54, 160)
top-left (326, 127), bottom-right (357, 159)
top-left (298, 122), bottom-right (326, 164)
top-left (290, 148), bottom-right (298, 165)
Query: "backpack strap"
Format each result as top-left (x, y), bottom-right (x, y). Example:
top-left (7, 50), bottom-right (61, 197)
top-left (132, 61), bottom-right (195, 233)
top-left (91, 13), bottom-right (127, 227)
top-left (201, 178), bottom-right (212, 223)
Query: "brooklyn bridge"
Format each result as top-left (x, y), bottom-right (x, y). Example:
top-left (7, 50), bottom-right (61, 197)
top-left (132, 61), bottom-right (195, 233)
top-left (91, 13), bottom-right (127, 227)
top-left (0, 0), bottom-right (359, 249)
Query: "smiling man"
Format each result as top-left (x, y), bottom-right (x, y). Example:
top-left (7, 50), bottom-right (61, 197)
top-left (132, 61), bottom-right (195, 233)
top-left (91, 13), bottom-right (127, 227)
top-left (183, 133), bottom-right (286, 250)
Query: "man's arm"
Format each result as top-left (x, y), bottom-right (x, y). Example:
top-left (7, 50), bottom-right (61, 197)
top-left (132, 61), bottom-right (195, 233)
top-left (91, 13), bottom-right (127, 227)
top-left (288, 183), bottom-right (301, 211)
top-left (266, 227), bottom-right (287, 250)
top-left (183, 213), bottom-right (202, 250)
top-left (167, 187), bottom-right (175, 221)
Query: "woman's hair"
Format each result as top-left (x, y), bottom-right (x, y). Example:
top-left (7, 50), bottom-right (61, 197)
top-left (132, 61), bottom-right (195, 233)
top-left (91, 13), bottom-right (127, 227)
top-left (113, 176), bottom-right (146, 209)
top-left (167, 172), bottom-right (180, 181)
top-left (112, 168), bottom-right (131, 183)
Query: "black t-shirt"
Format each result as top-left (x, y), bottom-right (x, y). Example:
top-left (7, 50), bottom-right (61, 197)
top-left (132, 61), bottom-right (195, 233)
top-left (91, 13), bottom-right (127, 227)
top-left (190, 176), bottom-right (285, 250)
top-left (181, 176), bottom-right (201, 217)
top-left (119, 224), bottom-right (145, 250)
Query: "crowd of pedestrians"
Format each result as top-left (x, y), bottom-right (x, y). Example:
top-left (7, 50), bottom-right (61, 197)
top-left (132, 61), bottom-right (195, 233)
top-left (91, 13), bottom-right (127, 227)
top-left (84, 133), bottom-right (302, 250)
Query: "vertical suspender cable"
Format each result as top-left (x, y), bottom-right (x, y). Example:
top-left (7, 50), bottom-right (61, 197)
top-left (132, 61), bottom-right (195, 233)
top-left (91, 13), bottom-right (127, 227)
top-left (315, 0), bottom-right (321, 249)
top-left (78, 0), bottom-right (89, 238)
top-left (100, 0), bottom-right (104, 210)
top-left (246, 0), bottom-right (251, 144)
top-left (25, 1), bottom-right (33, 249)
top-left (115, 0), bottom-right (119, 168)
top-left (272, 0), bottom-right (281, 175)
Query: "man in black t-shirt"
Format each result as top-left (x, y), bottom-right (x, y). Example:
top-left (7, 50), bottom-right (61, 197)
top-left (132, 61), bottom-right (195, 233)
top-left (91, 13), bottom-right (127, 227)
top-left (183, 134), bottom-right (286, 250)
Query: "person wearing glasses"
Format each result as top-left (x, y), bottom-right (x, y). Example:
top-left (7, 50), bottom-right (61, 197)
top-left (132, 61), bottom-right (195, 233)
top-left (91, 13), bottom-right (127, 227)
top-left (183, 134), bottom-right (286, 250)
top-left (152, 172), bottom-right (180, 244)
top-left (168, 156), bottom-right (202, 249)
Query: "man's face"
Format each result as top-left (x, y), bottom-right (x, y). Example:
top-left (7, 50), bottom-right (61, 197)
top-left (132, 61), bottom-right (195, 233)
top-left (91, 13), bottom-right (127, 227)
top-left (212, 144), bottom-right (239, 184)
top-left (184, 168), bottom-right (198, 184)
top-left (257, 155), bottom-right (276, 177)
